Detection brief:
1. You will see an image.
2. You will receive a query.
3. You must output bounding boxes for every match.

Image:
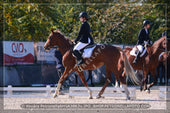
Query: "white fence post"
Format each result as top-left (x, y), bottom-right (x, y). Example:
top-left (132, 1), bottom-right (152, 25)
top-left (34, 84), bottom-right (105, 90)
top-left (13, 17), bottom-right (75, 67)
top-left (7, 85), bottom-right (12, 96)
top-left (46, 85), bottom-right (51, 97)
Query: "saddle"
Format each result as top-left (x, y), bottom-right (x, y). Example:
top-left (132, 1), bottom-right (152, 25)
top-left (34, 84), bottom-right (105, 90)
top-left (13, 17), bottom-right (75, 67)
top-left (80, 43), bottom-right (96, 52)
top-left (72, 43), bottom-right (97, 58)
top-left (81, 43), bottom-right (97, 58)
top-left (130, 45), bottom-right (147, 57)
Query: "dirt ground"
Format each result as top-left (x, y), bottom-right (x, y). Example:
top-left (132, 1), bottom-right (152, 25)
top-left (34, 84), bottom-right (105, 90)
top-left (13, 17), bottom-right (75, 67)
top-left (3, 86), bottom-right (168, 110)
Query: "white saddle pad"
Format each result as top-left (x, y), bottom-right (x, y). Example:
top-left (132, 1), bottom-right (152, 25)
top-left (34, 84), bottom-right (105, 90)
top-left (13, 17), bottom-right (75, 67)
top-left (130, 46), bottom-right (147, 57)
top-left (82, 46), bottom-right (96, 58)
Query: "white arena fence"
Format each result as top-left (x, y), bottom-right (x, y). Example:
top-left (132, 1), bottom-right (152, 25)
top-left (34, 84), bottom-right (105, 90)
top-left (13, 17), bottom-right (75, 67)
top-left (2, 85), bottom-right (169, 100)
top-left (1, 85), bottom-right (136, 99)
top-left (159, 87), bottom-right (170, 100)
top-left (2, 85), bottom-right (54, 98)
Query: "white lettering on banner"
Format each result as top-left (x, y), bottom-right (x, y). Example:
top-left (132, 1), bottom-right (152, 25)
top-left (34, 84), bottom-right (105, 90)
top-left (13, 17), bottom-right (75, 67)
top-left (36, 42), bottom-right (56, 62)
top-left (3, 41), bottom-right (34, 65)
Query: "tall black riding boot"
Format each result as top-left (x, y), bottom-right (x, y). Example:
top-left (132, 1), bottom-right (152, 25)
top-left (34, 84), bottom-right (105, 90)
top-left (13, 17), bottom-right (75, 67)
top-left (73, 50), bottom-right (84, 66)
top-left (133, 51), bottom-right (140, 64)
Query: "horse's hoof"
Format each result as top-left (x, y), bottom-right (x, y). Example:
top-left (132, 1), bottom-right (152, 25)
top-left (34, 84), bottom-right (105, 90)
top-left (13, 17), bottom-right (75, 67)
top-left (126, 96), bottom-right (130, 100)
top-left (144, 88), bottom-right (147, 91)
top-left (96, 95), bottom-right (104, 99)
top-left (89, 96), bottom-right (93, 99)
top-left (96, 95), bottom-right (101, 99)
top-left (121, 91), bottom-right (125, 93)
top-left (115, 86), bottom-right (119, 88)
top-left (140, 88), bottom-right (143, 92)
top-left (145, 89), bottom-right (150, 94)
top-left (53, 94), bottom-right (58, 98)
top-left (148, 90), bottom-right (150, 94)
top-left (59, 91), bottom-right (64, 95)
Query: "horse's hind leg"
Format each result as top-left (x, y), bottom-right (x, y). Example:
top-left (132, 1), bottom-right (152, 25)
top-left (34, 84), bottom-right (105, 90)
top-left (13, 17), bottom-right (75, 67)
top-left (53, 67), bottom-right (73, 98)
top-left (141, 69), bottom-right (149, 92)
top-left (147, 69), bottom-right (157, 93)
top-left (96, 67), bottom-right (111, 99)
top-left (76, 71), bottom-right (93, 99)
top-left (115, 79), bottom-right (119, 88)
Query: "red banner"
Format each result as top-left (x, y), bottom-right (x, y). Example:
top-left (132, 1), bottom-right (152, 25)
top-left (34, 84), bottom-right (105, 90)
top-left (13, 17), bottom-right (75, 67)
top-left (3, 41), bottom-right (34, 65)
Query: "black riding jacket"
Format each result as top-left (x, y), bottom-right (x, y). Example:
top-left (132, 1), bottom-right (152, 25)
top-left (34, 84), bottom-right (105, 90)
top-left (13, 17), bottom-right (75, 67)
top-left (137, 28), bottom-right (150, 45)
top-left (74, 21), bottom-right (94, 44)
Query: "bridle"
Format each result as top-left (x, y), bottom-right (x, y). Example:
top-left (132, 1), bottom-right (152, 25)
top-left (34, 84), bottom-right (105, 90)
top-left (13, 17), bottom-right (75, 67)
top-left (146, 40), bottom-right (166, 52)
top-left (46, 33), bottom-right (74, 50)
top-left (44, 34), bottom-right (53, 51)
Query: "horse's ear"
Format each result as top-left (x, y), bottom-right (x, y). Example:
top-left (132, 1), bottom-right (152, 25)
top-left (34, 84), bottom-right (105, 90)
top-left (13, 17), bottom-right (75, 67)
top-left (51, 28), bottom-right (54, 33)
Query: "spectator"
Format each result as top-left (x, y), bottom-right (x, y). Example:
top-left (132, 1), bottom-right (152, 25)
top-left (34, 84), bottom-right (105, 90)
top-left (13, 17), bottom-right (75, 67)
top-left (54, 48), bottom-right (69, 90)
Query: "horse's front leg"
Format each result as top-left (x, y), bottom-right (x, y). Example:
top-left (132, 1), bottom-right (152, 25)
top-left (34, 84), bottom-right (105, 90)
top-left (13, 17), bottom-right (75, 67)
top-left (53, 67), bottom-right (74, 98)
top-left (140, 73), bottom-right (147, 91)
top-left (76, 71), bottom-right (93, 99)
top-left (143, 76), bottom-right (148, 91)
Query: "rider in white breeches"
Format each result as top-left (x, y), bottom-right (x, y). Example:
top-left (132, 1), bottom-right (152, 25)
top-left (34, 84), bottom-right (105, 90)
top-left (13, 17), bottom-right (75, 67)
top-left (73, 12), bottom-right (94, 66)
top-left (73, 38), bottom-right (91, 51)
top-left (133, 20), bottom-right (152, 64)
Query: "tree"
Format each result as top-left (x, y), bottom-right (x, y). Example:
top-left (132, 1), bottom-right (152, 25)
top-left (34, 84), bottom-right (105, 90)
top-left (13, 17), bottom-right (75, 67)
top-left (1, 0), bottom-right (168, 44)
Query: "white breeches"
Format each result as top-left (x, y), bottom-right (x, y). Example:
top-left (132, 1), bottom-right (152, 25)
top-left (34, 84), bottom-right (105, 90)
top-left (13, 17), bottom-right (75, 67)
top-left (137, 45), bottom-right (143, 53)
top-left (73, 38), bottom-right (91, 51)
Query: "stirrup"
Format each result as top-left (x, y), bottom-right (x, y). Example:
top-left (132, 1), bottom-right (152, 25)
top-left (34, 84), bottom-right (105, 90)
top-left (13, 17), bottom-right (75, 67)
top-left (77, 59), bottom-right (84, 66)
top-left (133, 59), bottom-right (137, 64)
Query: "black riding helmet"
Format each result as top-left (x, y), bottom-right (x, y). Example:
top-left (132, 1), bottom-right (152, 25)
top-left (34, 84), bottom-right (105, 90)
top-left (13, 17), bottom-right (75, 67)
top-left (143, 20), bottom-right (151, 27)
top-left (79, 12), bottom-right (89, 20)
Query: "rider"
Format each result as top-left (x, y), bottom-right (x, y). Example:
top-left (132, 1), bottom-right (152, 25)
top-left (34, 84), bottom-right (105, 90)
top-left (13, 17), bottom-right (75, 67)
top-left (133, 20), bottom-right (152, 64)
top-left (73, 12), bottom-right (94, 66)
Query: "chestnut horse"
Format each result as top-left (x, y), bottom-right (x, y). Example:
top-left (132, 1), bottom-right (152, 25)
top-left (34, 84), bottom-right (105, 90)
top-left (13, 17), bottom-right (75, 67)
top-left (116, 36), bottom-right (166, 92)
top-left (158, 51), bottom-right (170, 84)
top-left (44, 29), bottom-right (140, 100)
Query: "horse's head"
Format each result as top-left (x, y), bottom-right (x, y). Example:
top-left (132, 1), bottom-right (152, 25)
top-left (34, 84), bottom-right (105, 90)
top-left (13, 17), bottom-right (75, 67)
top-left (153, 36), bottom-right (166, 50)
top-left (160, 36), bottom-right (166, 49)
top-left (44, 28), bottom-right (60, 51)
top-left (167, 37), bottom-right (170, 50)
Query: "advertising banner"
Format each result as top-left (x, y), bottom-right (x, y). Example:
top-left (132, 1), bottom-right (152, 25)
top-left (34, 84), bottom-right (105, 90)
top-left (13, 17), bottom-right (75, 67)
top-left (3, 41), bottom-right (34, 65)
top-left (35, 42), bottom-right (56, 63)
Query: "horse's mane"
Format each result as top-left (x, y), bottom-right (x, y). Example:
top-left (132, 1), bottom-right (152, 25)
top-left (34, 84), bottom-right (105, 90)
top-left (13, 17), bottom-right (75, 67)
top-left (152, 36), bottom-right (165, 48)
top-left (148, 36), bottom-right (165, 54)
top-left (53, 30), bottom-right (73, 46)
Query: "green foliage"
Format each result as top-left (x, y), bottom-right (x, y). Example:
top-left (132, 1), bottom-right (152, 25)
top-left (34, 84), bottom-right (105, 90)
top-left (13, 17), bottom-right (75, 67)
top-left (0, 1), bottom-right (3, 41)
top-left (0, 1), bottom-right (168, 44)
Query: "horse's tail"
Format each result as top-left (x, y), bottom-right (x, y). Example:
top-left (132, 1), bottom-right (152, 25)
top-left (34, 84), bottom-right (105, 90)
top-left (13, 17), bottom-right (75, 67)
top-left (117, 47), bottom-right (140, 85)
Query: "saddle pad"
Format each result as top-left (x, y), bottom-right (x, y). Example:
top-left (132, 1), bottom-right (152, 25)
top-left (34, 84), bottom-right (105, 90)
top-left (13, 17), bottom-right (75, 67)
top-left (130, 47), bottom-right (147, 57)
top-left (82, 46), bottom-right (96, 58)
